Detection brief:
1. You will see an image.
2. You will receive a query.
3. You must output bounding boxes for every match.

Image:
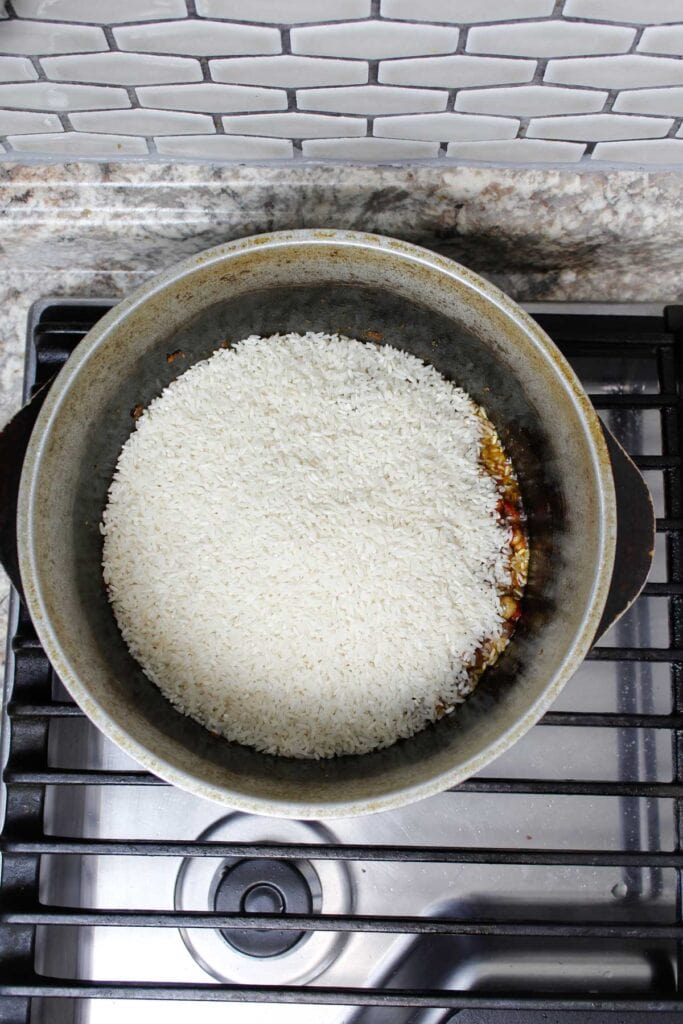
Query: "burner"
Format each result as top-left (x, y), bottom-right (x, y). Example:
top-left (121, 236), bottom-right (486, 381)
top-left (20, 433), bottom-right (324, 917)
top-left (214, 857), bottom-right (313, 956)
top-left (174, 813), bottom-right (353, 984)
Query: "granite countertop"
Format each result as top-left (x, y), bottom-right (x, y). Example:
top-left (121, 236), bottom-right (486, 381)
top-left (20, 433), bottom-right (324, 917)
top-left (1, 159), bottom-right (682, 661)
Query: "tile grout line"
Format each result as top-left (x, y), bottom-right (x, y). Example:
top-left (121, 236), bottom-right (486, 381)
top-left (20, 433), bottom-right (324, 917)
top-left (188, 0), bottom-right (223, 138)
top-left (443, 21), bottom-right (469, 119)
top-left (103, 26), bottom-right (156, 155)
top-left (365, 0), bottom-right (381, 136)
top-left (280, 27), bottom-right (302, 155)
top-left (2, 0), bottom-right (32, 146)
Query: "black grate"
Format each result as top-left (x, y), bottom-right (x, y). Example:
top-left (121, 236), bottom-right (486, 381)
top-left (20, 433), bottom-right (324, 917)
top-left (1, 299), bottom-right (683, 1022)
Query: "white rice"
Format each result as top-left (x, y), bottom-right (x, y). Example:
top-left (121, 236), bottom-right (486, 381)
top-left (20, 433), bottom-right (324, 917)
top-left (101, 332), bottom-right (512, 759)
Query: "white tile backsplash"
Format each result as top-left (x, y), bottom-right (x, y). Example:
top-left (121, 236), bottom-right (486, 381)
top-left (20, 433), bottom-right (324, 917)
top-left (156, 134), bottom-right (294, 158)
top-left (291, 21), bottom-right (459, 59)
top-left (614, 87), bottom-right (683, 115)
top-left (137, 83), bottom-right (287, 113)
top-left (563, 0), bottom-right (683, 24)
top-left (13, 0), bottom-right (187, 22)
top-left (467, 21), bottom-right (635, 58)
top-left (70, 109), bottom-right (215, 135)
top-left (545, 55), bottom-right (683, 88)
top-left (375, 111), bottom-right (518, 142)
top-left (379, 55), bottom-right (536, 88)
top-left (592, 138), bottom-right (683, 163)
top-left (0, 56), bottom-right (37, 82)
top-left (528, 113), bottom-right (672, 141)
top-left (114, 21), bottom-right (281, 57)
top-left (197, 0), bottom-right (370, 22)
top-left (302, 136), bottom-right (440, 158)
top-left (41, 53), bottom-right (203, 85)
top-left (0, 109), bottom-right (62, 133)
top-left (221, 111), bottom-right (366, 137)
top-left (8, 131), bottom-right (149, 155)
top-left (298, 85), bottom-right (447, 114)
top-left (381, 0), bottom-right (554, 24)
top-left (0, 82), bottom-right (129, 111)
top-left (638, 25), bottom-right (683, 56)
top-left (211, 56), bottom-right (368, 87)
top-left (0, 20), bottom-right (106, 55)
top-left (1, 5), bottom-right (682, 167)
top-left (446, 138), bottom-right (586, 162)
top-left (455, 84), bottom-right (607, 116)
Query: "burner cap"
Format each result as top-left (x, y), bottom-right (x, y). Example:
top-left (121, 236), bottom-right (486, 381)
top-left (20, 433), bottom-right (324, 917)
top-left (214, 858), bottom-right (313, 957)
top-left (176, 813), bottom-right (351, 984)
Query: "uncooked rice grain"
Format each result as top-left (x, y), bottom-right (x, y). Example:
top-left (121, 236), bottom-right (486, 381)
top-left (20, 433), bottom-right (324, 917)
top-left (101, 332), bottom-right (515, 759)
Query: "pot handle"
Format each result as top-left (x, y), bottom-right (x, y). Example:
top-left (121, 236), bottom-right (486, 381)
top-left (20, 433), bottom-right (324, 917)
top-left (0, 381), bottom-right (53, 603)
top-left (593, 423), bottom-right (655, 643)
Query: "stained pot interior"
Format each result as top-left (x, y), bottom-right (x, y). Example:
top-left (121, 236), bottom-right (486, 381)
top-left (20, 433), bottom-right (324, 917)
top-left (24, 240), bottom-right (609, 812)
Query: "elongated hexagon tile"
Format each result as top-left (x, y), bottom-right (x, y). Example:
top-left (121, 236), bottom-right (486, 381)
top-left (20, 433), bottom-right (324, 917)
top-left (292, 21), bottom-right (459, 60)
top-left (375, 112), bottom-right (518, 141)
top-left (137, 83), bottom-right (287, 113)
top-left (381, 0), bottom-right (553, 22)
top-left (42, 53), bottom-right (203, 86)
top-left (564, 0), bottom-right (683, 24)
top-left (298, 85), bottom-right (447, 115)
top-left (380, 55), bottom-right (535, 88)
top-left (528, 113), bottom-right (672, 141)
top-left (156, 134), bottom-right (294, 158)
top-left (70, 109), bottom-right (215, 135)
top-left (197, 0), bottom-right (370, 22)
top-left (114, 21), bottom-right (281, 57)
top-left (13, 0), bottom-right (186, 21)
top-left (7, 131), bottom-right (149, 155)
top-left (545, 55), bottom-right (683, 89)
top-left (592, 138), bottom-right (683, 163)
top-left (0, 56), bottom-right (37, 82)
top-left (303, 136), bottom-right (440, 158)
top-left (222, 111), bottom-right (366, 137)
top-left (211, 55), bottom-right (367, 88)
top-left (446, 138), bottom-right (585, 162)
top-left (614, 88), bottom-right (683, 116)
top-left (468, 21), bottom-right (635, 59)
top-left (456, 85), bottom-right (607, 116)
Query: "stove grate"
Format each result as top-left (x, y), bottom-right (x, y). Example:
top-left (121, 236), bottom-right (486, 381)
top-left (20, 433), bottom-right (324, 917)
top-left (1, 300), bottom-right (682, 1022)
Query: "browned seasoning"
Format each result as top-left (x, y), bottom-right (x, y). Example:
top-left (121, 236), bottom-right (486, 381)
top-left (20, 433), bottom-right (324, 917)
top-left (501, 595), bottom-right (521, 622)
top-left (130, 403), bottom-right (144, 421)
top-left (166, 349), bottom-right (186, 364)
top-left (458, 406), bottom-right (530, 697)
top-left (497, 497), bottom-right (520, 522)
top-left (365, 330), bottom-right (383, 341)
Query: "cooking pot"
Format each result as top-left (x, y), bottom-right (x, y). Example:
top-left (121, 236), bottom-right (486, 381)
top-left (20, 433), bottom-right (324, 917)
top-left (0, 230), bottom-right (654, 818)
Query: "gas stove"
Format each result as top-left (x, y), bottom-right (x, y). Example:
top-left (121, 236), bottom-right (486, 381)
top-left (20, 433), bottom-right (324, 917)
top-left (1, 299), bottom-right (682, 1023)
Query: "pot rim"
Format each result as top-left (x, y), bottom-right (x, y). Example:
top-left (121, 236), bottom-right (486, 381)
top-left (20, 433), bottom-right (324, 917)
top-left (17, 229), bottom-right (617, 817)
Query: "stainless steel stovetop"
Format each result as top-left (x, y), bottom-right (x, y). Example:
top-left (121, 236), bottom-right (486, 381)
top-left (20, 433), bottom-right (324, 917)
top-left (1, 300), bottom-right (681, 1024)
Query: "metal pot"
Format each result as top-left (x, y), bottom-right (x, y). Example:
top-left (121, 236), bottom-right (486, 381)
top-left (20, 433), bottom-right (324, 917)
top-left (0, 230), bottom-right (654, 818)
